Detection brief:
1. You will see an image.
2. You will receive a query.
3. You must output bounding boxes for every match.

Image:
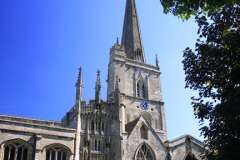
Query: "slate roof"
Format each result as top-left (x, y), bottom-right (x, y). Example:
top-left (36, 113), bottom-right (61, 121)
top-left (125, 117), bottom-right (140, 134)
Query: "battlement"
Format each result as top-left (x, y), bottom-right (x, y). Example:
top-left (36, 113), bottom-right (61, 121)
top-left (61, 99), bottom-right (117, 127)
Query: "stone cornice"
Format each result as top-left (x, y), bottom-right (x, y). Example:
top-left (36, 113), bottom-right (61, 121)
top-left (124, 95), bottom-right (164, 104)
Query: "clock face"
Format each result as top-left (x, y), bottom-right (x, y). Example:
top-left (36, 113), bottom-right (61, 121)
top-left (140, 102), bottom-right (148, 110)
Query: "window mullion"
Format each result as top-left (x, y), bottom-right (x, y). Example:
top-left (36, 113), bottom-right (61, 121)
top-left (49, 151), bottom-right (52, 160)
top-left (15, 147), bottom-right (18, 160)
top-left (8, 146), bottom-right (11, 160)
top-left (55, 151), bottom-right (57, 160)
top-left (21, 148), bottom-right (24, 160)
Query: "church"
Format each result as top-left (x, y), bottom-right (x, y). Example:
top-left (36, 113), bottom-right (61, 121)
top-left (0, 0), bottom-right (205, 160)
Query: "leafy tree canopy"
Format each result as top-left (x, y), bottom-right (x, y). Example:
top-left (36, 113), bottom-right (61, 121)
top-left (160, 0), bottom-right (238, 20)
top-left (182, 4), bottom-right (240, 159)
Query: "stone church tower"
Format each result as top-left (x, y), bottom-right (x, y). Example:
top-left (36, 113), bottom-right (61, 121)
top-left (0, 0), bottom-right (205, 160)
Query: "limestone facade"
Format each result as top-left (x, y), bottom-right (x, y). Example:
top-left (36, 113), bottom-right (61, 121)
top-left (0, 0), bottom-right (205, 160)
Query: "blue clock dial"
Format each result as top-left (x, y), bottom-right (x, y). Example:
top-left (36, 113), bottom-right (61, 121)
top-left (140, 102), bottom-right (148, 110)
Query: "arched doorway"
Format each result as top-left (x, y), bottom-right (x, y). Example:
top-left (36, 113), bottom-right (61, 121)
top-left (135, 143), bottom-right (155, 160)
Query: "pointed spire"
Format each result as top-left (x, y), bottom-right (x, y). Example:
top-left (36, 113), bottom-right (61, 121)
top-left (156, 54), bottom-right (159, 68)
top-left (95, 69), bottom-right (101, 104)
top-left (76, 67), bottom-right (83, 86)
top-left (121, 0), bottom-right (145, 62)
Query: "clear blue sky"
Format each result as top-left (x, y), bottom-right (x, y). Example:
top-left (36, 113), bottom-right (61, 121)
top-left (0, 0), bottom-right (203, 141)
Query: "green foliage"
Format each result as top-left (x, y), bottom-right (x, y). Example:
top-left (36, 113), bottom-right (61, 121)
top-left (182, 4), bottom-right (240, 159)
top-left (160, 0), bottom-right (238, 20)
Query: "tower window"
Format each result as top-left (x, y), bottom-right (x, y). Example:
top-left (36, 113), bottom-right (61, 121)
top-left (137, 83), bottom-right (140, 97)
top-left (142, 84), bottom-right (145, 98)
top-left (136, 49), bottom-right (142, 61)
top-left (136, 81), bottom-right (147, 99)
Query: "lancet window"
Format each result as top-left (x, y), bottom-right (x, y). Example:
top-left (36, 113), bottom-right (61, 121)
top-left (102, 122), bottom-right (104, 131)
top-left (3, 143), bottom-right (28, 160)
top-left (136, 80), bottom-right (147, 99)
top-left (136, 49), bottom-right (142, 61)
top-left (140, 125), bottom-right (148, 140)
top-left (45, 146), bottom-right (67, 160)
top-left (94, 140), bottom-right (97, 150)
top-left (136, 144), bottom-right (154, 160)
top-left (91, 121), bottom-right (94, 133)
top-left (142, 84), bottom-right (145, 98)
top-left (98, 140), bottom-right (100, 151)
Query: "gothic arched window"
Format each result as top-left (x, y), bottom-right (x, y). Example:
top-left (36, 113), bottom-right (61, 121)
top-left (94, 140), bottom-right (97, 150)
top-left (136, 49), bottom-right (142, 61)
top-left (45, 146), bottom-right (67, 160)
top-left (91, 121), bottom-right (94, 132)
top-left (98, 140), bottom-right (100, 151)
top-left (3, 142), bottom-right (29, 160)
top-left (98, 122), bottom-right (101, 134)
top-left (140, 125), bottom-right (148, 140)
top-left (102, 122), bottom-right (104, 131)
top-left (137, 82), bottom-right (140, 97)
top-left (136, 80), bottom-right (147, 99)
top-left (136, 144), bottom-right (154, 160)
top-left (142, 84), bottom-right (145, 98)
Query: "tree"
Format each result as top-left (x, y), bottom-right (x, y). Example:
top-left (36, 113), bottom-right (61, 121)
top-left (160, 0), bottom-right (238, 20)
top-left (160, 0), bottom-right (240, 159)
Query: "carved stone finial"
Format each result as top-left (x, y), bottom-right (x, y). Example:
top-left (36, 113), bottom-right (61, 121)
top-left (95, 69), bottom-right (101, 104)
top-left (76, 66), bottom-right (83, 86)
top-left (117, 37), bottom-right (119, 45)
top-left (156, 54), bottom-right (159, 68)
top-left (97, 69), bottom-right (100, 77)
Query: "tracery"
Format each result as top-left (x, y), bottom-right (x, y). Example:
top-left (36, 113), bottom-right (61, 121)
top-left (3, 143), bottom-right (28, 160)
top-left (136, 144), bottom-right (154, 160)
top-left (45, 147), bottom-right (67, 160)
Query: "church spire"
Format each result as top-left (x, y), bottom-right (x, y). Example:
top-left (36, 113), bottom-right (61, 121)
top-left (121, 0), bottom-right (145, 63)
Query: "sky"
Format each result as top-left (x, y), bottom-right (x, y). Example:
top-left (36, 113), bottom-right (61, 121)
top-left (0, 0), bottom-right (204, 141)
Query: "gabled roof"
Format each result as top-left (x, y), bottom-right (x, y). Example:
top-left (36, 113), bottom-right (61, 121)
top-left (125, 117), bottom-right (140, 134)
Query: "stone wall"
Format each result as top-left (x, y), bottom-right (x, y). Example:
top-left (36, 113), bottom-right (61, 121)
top-left (0, 115), bottom-right (76, 160)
